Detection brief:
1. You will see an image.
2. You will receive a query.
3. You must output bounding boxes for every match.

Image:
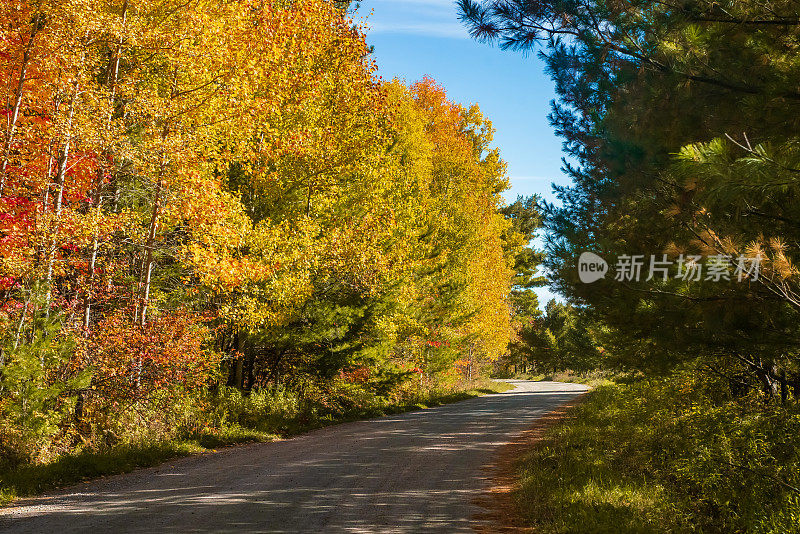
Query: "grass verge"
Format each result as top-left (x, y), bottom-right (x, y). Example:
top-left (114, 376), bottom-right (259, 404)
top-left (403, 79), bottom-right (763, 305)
top-left (512, 373), bottom-right (800, 533)
top-left (0, 379), bottom-right (513, 506)
top-left (522, 370), bottom-right (615, 388)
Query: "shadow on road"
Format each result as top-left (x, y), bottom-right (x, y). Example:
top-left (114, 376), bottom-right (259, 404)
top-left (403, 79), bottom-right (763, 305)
top-left (1, 381), bottom-right (587, 534)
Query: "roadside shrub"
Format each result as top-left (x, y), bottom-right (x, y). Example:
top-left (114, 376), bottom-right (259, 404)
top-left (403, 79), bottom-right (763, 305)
top-left (0, 313), bottom-right (89, 465)
top-left (516, 371), bottom-right (800, 533)
top-left (209, 385), bottom-right (302, 432)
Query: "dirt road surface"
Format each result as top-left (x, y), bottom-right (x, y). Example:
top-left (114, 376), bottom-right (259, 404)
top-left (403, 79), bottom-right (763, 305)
top-left (0, 380), bottom-right (588, 533)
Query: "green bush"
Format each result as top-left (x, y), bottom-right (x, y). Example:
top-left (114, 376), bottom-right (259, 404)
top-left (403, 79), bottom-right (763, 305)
top-left (1, 375), bottom-right (511, 505)
top-left (209, 385), bottom-right (302, 431)
top-left (0, 312), bottom-right (90, 467)
top-left (516, 372), bottom-right (800, 533)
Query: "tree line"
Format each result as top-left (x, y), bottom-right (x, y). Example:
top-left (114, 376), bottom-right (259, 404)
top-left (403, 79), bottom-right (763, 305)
top-left (0, 0), bottom-right (539, 465)
top-left (458, 3), bottom-right (800, 527)
top-left (460, 0), bottom-right (800, 400)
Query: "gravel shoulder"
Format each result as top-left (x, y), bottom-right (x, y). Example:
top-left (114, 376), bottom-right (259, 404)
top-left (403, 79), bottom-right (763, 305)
top-left (0, 380), bottom-right (588, 534)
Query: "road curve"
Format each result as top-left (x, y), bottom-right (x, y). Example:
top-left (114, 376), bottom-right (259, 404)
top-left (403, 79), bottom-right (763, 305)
top-left (0, 380), bottom-right (588, 534)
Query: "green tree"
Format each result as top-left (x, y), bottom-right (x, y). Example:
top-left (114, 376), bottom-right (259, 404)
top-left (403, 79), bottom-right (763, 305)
top-left (459, 0), bottom-right (800, 398)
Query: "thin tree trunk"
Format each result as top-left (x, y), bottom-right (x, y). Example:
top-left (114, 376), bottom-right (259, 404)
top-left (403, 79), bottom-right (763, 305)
top-left (754, 357), bottom-right (778, 401)
top-left (137, 121), bottom-right (168, 326)
top-left (780, 368), bottom-right (789, 404)
top-left (41, 151), bottom-right (54, 213)
top-left (13, 290), bottom-right (32, 350)
top-left (106, 0), bottom-right (128, 93)
top-left (138, 171), bottom-right (163, 327)
top-left (83, 0), bottom-right (128, 329)
top-left (40, 92), bottom-right (63, 213)
top-left (467, 344), bottom-right (473, 381)
top-left (245, 346), bottom-right (256, 390)
top-left (0, 16), bottom-right (41, 196)
top-left (112, 179), bottom-right (120, 212)
top-left (234, 332), bottom-right (243, 389)
top-left (44, 82), bottom-right (79, 316)
top-left (82, 195), bottom-right (103, 330)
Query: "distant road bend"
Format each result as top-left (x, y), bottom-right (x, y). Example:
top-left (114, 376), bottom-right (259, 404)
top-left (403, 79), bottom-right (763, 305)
top-left (1, 380), bottom-right (588, 533)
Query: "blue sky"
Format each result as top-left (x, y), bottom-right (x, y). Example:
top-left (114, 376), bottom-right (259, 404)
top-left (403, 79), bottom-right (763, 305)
top-left (358, 0), bottom-right (568, 306)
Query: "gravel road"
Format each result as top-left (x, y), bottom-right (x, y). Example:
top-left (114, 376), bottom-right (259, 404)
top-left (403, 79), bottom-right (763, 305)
top-left (0, 380), bottom-right (588, 533)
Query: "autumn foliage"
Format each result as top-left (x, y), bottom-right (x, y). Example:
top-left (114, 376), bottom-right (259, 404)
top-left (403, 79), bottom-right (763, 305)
top-left (0, 0), bottom-right (531, 464)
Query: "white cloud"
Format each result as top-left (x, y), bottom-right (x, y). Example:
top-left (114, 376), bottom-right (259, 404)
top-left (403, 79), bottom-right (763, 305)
top-left (359, 0), bottom-right (470, 39)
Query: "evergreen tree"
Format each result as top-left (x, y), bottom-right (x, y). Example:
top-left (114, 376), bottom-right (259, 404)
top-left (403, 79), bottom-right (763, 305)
top-left (459, 0), bottom-right (800, 397)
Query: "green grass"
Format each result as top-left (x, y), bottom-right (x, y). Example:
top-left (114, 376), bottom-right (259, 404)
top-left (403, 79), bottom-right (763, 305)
top-left (0, 379), bottom-right (513, 506)
top-left (510, 369), bottom-right (615, 388)
top-left (400, 380), bottom-right (516, 411)
top-left (0, 425), bottom-right (273, 505)
top-left (512, 374), bottom-right (800, 533)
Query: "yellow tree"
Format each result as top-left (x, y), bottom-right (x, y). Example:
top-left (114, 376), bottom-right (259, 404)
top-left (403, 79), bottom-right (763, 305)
top-left (378, 78), bottom-right (515, 385)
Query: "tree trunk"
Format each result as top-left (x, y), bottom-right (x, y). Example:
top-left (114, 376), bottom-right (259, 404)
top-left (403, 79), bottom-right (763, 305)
top-left (224, 330), bottom-right (240, 387)
top-left (138, 177), bottom-right (162, 326)
top-left (780, 368), bottom-right (789, 404)
top-left (467, 344), bottom-right (473, 381)
top-left (137, 123), bottom-right (168, 327)
top-left (1, 15), bottom-right (41, 196)
top-left (83, 0), bottom-right (128, 329)
top-left (754, 358), bottom-right (778, 401)
top-left (13, 291), bottom-right (31, 350)
top-left (40, 93), bottom-right (63, 215)
top-left (245, 347), bottom-right (256, 391)
top-left (234, 332), bottom-right (244, 389)
top-left (82, 195), bottom-right (102, 330)
top-left (45, 81), bottom-right (79, 316)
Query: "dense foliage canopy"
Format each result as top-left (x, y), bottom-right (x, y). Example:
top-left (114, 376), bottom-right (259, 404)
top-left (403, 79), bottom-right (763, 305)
top-left (0, 0), bottom-right (537, 465)
top-left (460, 0), bottom-right (800, 398)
